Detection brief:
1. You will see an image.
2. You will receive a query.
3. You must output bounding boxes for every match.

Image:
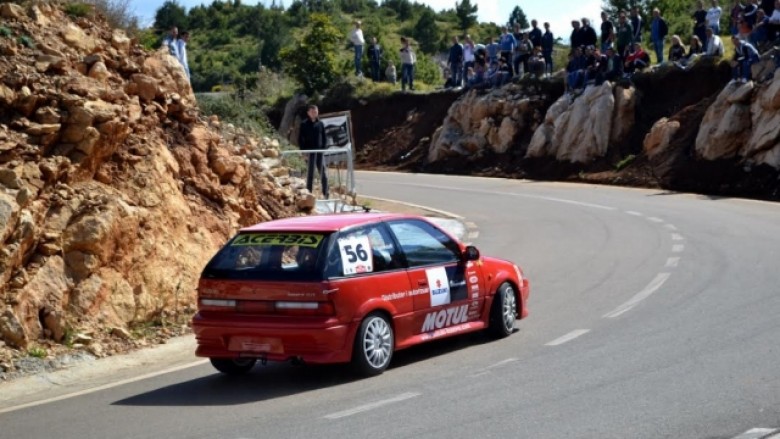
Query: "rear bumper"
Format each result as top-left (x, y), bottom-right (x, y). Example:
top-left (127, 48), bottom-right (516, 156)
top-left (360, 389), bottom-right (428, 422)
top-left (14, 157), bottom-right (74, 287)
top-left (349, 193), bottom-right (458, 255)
top-left (519, 278), bottom-right (530, 319)
top-left (192, 313), bottom-right (358, 364)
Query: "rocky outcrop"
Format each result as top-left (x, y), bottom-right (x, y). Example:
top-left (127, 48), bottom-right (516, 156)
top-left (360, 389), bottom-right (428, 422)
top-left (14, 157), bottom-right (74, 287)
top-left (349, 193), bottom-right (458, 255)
top-left (527, 82), bottom-right (636, 163)
top-left (0, 4), bottom-right (310, 364)
top-left (696, 72), bottom-right (780, 168)
top-left (427, 85), bottom-right (549, 162)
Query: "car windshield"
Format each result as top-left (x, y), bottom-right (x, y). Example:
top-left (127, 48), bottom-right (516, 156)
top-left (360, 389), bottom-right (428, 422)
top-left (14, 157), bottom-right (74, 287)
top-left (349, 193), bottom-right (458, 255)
top-left (201, 232), bottom-right (331, 281)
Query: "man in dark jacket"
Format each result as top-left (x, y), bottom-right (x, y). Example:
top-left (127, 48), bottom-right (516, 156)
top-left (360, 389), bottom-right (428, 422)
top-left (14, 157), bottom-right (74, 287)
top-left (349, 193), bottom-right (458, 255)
top-left (448, 36), bottom-right (464, 87)
top-left (367, 37), bottom-right (382, 82)
top-left (650, 8), bottom-right (669, 62)
top-left (529, 19), bottom-right (543, 47)
top-left (298, 105), bottom-right (329, 199)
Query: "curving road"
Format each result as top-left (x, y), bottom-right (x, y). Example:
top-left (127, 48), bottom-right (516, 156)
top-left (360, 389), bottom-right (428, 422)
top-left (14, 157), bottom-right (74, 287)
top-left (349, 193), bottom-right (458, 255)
top-left (2, 171), bottom-right (780, 439)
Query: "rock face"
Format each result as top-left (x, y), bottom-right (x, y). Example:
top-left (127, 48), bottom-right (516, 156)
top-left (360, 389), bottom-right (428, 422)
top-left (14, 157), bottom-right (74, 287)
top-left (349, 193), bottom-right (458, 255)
top-left (527, 82), bottom-right (636, 163)
top-left (696, 73), bottom-right (780, 168)
top-left (427, 85), bottom-right (548, 162)
top-left (0, 4), bottom-right (310, 358)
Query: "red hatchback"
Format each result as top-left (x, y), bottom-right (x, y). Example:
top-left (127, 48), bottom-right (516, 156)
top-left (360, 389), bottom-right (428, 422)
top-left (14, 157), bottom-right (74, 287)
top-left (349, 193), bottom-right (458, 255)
top-left (193, 213), bottom-right (530, 376)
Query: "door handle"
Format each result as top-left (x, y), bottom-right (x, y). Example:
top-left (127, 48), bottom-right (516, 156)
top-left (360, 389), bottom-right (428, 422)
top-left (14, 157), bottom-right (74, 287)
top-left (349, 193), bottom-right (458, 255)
top-left (322, 288), bottom-right (339, 295)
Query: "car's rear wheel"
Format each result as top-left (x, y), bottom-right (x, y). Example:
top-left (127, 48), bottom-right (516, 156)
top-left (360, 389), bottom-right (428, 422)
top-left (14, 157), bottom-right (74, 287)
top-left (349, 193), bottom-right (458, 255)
top-left (489, 282), bottom-right (517, 339)
top-left (352, 313), bottom-right (394, 376)
top-left (210, 358), bottom-right (257, 375)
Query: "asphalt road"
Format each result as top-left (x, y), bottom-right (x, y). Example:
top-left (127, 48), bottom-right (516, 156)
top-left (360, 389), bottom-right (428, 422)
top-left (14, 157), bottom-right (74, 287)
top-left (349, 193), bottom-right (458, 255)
top-left (2, 172), bottom-right (780, 439)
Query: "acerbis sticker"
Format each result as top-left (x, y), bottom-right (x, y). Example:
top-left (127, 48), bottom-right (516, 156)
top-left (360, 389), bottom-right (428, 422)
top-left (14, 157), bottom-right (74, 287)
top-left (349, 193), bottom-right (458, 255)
top-left (426, 267), bottom-right (451, 307)
top-left (231, 233), bottom-right (323, 248)
top-left (338, 235), bottom-right (373, 275)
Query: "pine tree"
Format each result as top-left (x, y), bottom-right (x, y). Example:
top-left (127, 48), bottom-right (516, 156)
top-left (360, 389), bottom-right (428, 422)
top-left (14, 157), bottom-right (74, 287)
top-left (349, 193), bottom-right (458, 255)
top-left (455, 0), bottom-right (478, 34)
top-left (413, 8), bottom-right (440, 53)
top-left (507, 6), bottom-right (528, 29)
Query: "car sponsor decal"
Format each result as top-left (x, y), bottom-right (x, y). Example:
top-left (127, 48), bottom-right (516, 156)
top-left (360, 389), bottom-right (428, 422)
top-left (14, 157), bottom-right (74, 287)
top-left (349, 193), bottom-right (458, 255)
top-left (426, 267), bottom-right (451, 307)
top-left (381, 287), bottom-right (428, 301)
top-left (338, 235), bottom-right (373, 275)
top-left (469, 275), bottom-right (478, 284)
top-left (421, 304), bottom-right (469, 332)
top-left (231, 233), bottom-right (323, 248)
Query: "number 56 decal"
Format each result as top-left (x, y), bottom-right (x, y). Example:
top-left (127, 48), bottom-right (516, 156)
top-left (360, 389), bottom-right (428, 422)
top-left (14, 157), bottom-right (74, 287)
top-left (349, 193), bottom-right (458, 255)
top-left (338, 235), bottom-right (373, 275)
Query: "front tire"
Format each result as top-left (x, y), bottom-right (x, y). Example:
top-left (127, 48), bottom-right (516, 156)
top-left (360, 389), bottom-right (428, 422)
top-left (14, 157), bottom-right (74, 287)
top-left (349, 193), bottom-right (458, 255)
top-left (210, 358), bottom-right (257, 375)
top-left (488, 282), bottom-right (517, 339)
top-left (352, 313), bottom-right (394, 376)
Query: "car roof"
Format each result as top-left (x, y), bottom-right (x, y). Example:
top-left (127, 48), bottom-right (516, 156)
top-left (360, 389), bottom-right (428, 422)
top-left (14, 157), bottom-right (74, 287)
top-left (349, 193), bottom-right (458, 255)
top-left (240, 213), bottom-right (420, 233)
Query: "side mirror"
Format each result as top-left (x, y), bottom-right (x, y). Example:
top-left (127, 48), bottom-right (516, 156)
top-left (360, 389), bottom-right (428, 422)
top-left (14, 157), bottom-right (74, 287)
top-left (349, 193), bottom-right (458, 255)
top-left (463, 245), bottom-right (480, 261)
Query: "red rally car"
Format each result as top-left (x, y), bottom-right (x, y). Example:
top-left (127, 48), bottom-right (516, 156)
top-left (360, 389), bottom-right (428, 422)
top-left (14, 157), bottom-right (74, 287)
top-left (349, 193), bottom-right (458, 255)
top-left (192, 213), bottom-right (530, 376)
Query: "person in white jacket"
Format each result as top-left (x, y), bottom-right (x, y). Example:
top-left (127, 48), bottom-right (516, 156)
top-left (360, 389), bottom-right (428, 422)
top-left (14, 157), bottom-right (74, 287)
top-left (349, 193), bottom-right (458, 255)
top-left (399, 37), bottom-right (416, 91)
top-left (176, 31), bottom-right (190, 81)
top-left (705, 27), bottom-right (725, 56)
top-left (349, 21), bottom-right (365, 77)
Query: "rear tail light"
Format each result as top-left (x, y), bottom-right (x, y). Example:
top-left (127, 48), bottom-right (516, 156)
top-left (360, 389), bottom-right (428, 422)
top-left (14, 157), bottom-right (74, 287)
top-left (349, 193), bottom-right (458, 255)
top-left (198, 298), bottom-right (334, 316)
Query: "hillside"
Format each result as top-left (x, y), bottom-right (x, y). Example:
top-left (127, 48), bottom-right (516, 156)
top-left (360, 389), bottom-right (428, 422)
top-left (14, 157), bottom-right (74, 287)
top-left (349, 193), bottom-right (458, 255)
top-left (0, 3), bottom-right (312, 378)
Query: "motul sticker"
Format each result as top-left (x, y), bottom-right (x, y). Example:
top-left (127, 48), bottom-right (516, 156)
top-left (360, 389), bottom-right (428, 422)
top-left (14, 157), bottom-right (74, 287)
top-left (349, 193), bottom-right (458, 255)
top-left (421, 304), bottom-right (469, 332)
top-left (426, 267), bottom-right (451, 307)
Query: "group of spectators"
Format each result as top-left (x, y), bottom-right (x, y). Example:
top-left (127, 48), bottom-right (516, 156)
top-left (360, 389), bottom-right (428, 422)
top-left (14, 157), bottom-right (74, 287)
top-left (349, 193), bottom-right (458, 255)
top-left (162, 26), bottom-right (191, 82)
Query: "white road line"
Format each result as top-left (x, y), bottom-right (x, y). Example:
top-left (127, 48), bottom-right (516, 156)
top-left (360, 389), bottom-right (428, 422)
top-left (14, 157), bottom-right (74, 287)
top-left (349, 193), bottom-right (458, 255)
top-left (485, 358), bottom-right (518, 369)
top-left (0, 359), bottom-right (208, 415)
top-left (603, 273), bottom-right (672, 318)
top-left (730, 428), bottom-right (780, 439)
top-left (665, 257), bottom-right (680, 268)
top-left (671, 233), bottom-right (684, 241)
top-left (545, 329), bottom-right (590, 346)
top-left (665, 224), bottom-right (678, 231)
top-left (323, 392), bottom-right (421, 420)
top-left (672, 244), bottom-right (685, 253)
top-left (467, 231), bottom-right (480, 239)
top-left (465, 221), bottom-right (478, 229)
top-left (647, 216), bottom-right (664, 223)
top-left (625, 210), bottom-right (643, 216)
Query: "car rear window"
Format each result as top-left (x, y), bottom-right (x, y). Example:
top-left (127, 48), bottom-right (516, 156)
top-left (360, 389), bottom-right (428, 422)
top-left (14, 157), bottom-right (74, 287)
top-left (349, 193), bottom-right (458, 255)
top-left (201, 232), bottom-right (331, 281)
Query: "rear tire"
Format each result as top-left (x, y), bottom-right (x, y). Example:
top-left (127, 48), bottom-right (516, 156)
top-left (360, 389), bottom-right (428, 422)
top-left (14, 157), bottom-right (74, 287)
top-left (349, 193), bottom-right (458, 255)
top-left (488, 282), bottom-right (517, 339)
top-left (210, 358), bottom-right (257, 375)
top-left (352, 313), bottom-right (394, 376)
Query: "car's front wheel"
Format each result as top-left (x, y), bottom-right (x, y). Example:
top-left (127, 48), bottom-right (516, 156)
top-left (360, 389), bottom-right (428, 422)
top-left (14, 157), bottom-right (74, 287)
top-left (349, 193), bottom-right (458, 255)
top-left (210, 358), bottom-right (257, 375)
top-left (488, 282), bottom-right (517, 339)
top-left (352, 313), bottom-right (394, 376)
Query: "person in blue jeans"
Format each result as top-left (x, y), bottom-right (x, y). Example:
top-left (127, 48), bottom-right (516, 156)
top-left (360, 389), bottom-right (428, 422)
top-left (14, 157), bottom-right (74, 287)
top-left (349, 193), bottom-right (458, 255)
top-left (399, 37), bottom-right (416, 91)
top-left (349, 21), bottom-right (365, 77)
top-left (650, 8), bottom-right (669, 63)
top-left (448, 36), bottom-right (464, 87)
top-left (731, 35), bottom-right (760, 81)
top-left (298, 105), bottom-right (329, 199)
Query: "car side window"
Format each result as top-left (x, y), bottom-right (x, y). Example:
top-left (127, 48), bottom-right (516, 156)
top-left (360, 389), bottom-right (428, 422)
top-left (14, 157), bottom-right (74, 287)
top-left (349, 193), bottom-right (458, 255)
top-left (387, 220), bottom-right (459, 268)
top-left (325, 224), bottom-right (403, 278)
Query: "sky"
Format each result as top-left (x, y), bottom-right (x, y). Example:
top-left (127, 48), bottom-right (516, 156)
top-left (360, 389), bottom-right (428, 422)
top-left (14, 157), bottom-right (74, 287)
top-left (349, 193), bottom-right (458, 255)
top-left (134, 0), bottom-right (604, 40)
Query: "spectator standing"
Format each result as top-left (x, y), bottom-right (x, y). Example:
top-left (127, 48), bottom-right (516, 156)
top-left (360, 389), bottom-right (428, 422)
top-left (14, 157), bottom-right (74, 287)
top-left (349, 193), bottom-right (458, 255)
top-left (707, 0), bottom-right (724, 34)
top-left (730, 1), bottom-right (744, 34)
top-left (162, 26), bottom-right (179, 59)
top-left (487, 36), bottom-right (500, 64)
top-left (298, 105), bottom-right (329, 200)
top-left (349, 21), bottom-right (365, 77)
top-left (744, 0), bottom-right (759, 25)
top-left (570, 20), bottom-right (583, 49)
top-left (580, 18), bottom-right (599, 47)
top-left (616, 12), bottom-right (635, 57)
top-left (768, 0), bottom-right (780, 41)
top-left (631, 6), bottom-right (644, 43)
top-left (515, 32), bottom-right (533, 75)
top-left (176, 31), bottom-right (190, 80)
top-left (448, 36), bottom-right (464, 87)
top-left (542, 22), bottom-right (555, 75)
top-left (731, 35), bottom-right (760, 81)
top-left (463, 36), bottom-right (476, 85)
top-left (650, 8), bottom-right (669, 62)
top-left (368, 37), bottom-right (382, 82)
top-left (705, 26), bottom-right (725, 55)
top-left (399, 37), bottom-right (416, 91)
top-left (499, 27), bottom-right (517, 74)
top-left (600, 11), bottom-right (615, 52)
top-left (751, 9), bottom-right (770, 46)
top-left (529, 19), bottom-right (543, 48)
top-left (693, 1), bottom-right (709, 47)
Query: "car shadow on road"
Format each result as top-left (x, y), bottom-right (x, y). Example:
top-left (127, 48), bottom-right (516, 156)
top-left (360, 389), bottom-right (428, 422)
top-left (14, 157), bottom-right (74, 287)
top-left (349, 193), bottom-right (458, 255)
top-left (112, 331), bottom-right (495, 407)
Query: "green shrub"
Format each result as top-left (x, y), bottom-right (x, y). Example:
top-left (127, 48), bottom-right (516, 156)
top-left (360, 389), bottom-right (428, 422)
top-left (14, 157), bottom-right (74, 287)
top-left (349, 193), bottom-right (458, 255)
top-left (0, 26), bottom-right (11, 38)
top-left (17, 35), bottom-right (35, 49)
top-left (616, 154), bottom-right (636, 171)
top-left (64, 2), bottom-right (94, 18)
top-left (27, 345), bottom-right (47, 358)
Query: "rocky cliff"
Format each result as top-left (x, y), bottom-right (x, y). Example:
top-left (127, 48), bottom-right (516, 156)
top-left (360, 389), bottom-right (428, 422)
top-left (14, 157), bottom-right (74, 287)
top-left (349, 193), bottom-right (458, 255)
top-left (0, 3), bottom-right (309, 372)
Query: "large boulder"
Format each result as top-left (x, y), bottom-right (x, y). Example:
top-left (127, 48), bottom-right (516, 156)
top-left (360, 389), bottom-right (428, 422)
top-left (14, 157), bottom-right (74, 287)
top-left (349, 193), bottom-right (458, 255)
top-left (695, 81), bottom-right (753, 160)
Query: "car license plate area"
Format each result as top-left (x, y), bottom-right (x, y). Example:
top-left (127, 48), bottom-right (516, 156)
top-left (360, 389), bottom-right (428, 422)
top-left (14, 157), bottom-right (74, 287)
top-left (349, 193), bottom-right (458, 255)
top-left (228, 336), bottom-right (283, 354)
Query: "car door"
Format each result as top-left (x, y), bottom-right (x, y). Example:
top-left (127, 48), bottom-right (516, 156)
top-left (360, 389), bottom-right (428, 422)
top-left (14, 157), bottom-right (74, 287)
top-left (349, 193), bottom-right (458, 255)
top-left (324, 223), bottom-right (415, 332)
top-left (386, 219), bottom-right (484, 336)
